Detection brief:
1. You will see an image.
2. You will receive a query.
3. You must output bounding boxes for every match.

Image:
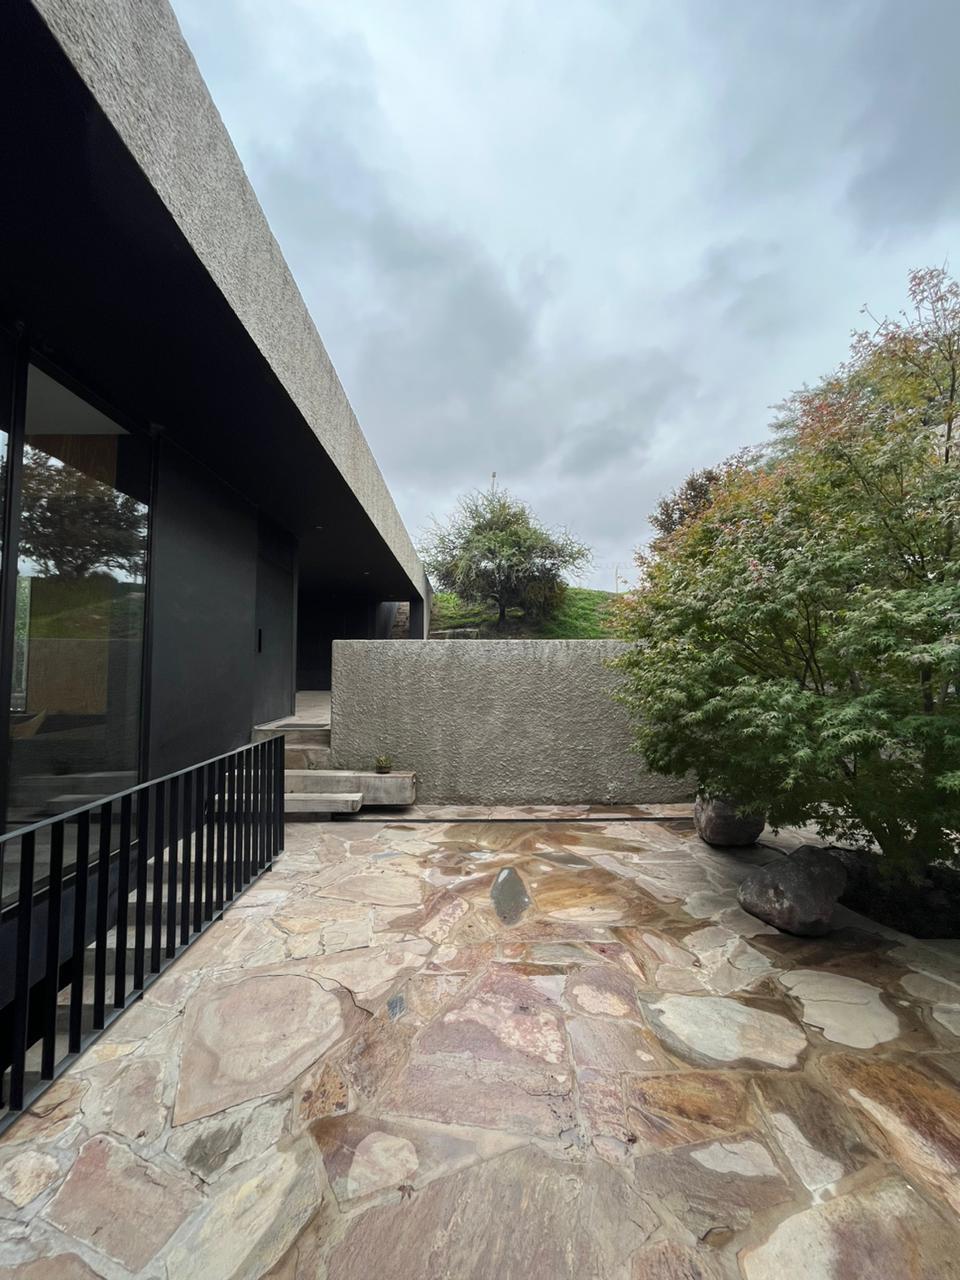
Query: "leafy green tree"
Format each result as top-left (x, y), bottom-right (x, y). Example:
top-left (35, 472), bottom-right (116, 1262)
top-left (421, 485), bottom-right (590, 626)
top-left (616, 267), bottom-right (960, 872)
top-left (18, 449), bottom-right (147, 580)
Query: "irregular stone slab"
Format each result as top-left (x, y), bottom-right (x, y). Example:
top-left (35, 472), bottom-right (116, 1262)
top-left (104, 1056), bottom-right (166, 1142)
top-left (535, 870), bottom-right (646, 922)
top-left (336, 1007), bottom-right (416, 1102)
top-left (168, 1099), bottom-right (288, 1182)
top-left (578, 1070), bottom-right (631, 1145)
top-left (490, 867), bottom-right (532, 924)
top-left (43, 1135), bottom-right (200, 1272)
top-left (380, 1057), bottom-right (575, 1138)
top-left (164, 1140), bottom-right (323, 1280)
top-left (311, 940), bottom-right (432, 1009)
top-left (643, 995), bottom-right (807, 1068)
top-left (0, 1149), bottom-right (60, 1208)
top-left (9, 1077), bottom-right (87, 1144)
top-left (313, 1114), bottom-right (525, 1207)
top-left (327, 1146), bottom-right (658, 1279)
top-left (418, 991), bottom-right (568, 1067)
top-left (821, 1054), bottom-right (960, 1214)
top-left (752, 1073), bottom-right (866, 1193)
top-left (634, 1138), bottom-right (791, 1239)
top-left (293, 1060), bottom-right (353, 1129)
top-left (624, 1071), bottom-right (754, 1150)
top-left (174, 973), bottom-right (349, 1123)
top-left (565, 964), bottom-right (642, 1019)
top-left (400, 972), bottom-right (469, 1024)
top-left (324, 869), bottom-right (423, 906)
top-left (631, 1240), bottom-right (726, 1279)
top-left (568, 1018), bottom-right (668, 1074)
top-left (739, 1176), bottom-right (960, 1279)
top-left (779, 971), bottom-right (899, 1048)
top-left (690, 1139), bottom-right (780, 1177)
top-left (0, 1256), bottom-right (105, 1280)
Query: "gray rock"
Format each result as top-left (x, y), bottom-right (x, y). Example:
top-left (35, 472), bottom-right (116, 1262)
top-left (694, 795), bottom-right (765, 846)
top-left (791, 845), bottom-right (847, 899)
top-left (490, 867), bottom-right (531, 925)
top-left (737, 849), bottom-right (847, 937)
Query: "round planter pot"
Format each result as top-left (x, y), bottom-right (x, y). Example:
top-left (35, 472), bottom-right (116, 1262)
top-left (693, 795), bottom-right (765, 846)
top-left (375, 765), bottom-right (392, 775)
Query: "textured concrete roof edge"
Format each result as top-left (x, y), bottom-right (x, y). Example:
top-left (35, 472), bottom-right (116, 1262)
top-left (31, 0), bottom-right (427, 598)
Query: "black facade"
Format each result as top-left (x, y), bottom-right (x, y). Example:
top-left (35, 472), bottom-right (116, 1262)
top-left (0, 1), bottom-right (426, 835)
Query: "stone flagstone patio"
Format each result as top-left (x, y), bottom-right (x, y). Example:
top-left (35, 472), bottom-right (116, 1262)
top-left (2, 809), bottom-right (960, 1278)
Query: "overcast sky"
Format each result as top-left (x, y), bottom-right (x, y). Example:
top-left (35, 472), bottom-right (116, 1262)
top-left (172, 0), bottom-right (958, 590)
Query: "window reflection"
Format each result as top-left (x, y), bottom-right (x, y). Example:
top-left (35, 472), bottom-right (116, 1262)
top-left (7, 366), bottom-right (150, 827)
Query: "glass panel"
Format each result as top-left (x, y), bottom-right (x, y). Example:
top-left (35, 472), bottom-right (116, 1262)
top-left (7, 366), bottom-right (150, 829)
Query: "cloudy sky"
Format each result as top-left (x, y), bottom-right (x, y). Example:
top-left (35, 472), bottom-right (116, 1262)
top-left (172, 0), bottom-right (958, 590)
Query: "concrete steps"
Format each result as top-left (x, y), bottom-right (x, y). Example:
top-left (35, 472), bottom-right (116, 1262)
top-left (285, 769), bottom-right (415, 805)
top-left (284, 791), bottom-right (362, 818)
top-left (252, 724), bottom-right (330, 748)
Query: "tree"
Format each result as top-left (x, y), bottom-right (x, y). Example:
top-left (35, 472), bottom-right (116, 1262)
top-left (616, 267), bottom-right (960, 873)
top-left (648, 453), bottom-right (755, 549)
top-left (18, 449), bottom-right (147, 580)
top-left (421, 485), bottom-right (590, 625)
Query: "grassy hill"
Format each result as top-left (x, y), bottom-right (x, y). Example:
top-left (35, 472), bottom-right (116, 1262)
top-left (429, 587), bottom-right (621, 639)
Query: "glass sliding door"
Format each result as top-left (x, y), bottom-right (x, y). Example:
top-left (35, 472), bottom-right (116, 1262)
top-left (6, 365), bottom-right (150, 827)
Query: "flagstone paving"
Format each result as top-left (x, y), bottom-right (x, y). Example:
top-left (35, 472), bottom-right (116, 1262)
top-left (2, 811), bottom-right (960, 1278)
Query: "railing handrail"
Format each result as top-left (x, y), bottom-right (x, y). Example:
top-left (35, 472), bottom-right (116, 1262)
top-left (1, 732), bottom-right (286, 1130)
top-left (0, 734), bottom-right (286, 846)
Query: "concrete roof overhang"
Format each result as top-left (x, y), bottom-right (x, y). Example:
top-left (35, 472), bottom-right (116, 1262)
top-left (1, 0), bottom-right (427, 602)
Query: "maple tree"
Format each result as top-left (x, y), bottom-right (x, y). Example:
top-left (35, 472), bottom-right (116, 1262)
top-left (616, 268), bottom-right (960, 871)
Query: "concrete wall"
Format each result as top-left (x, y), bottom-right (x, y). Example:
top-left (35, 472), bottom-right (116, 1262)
top-left (331, 640), bottom-right (692, 805)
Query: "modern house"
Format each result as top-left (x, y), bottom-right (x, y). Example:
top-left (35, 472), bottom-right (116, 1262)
top-left (0, 0), bottom-right (430, 834)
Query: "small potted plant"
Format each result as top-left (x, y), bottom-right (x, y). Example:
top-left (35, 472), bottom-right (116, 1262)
top-left (375, 754), bottom-right (393, 775)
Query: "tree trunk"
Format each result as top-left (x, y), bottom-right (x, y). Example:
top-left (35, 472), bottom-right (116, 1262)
top-left (497, 600), bottom-right (507, 627)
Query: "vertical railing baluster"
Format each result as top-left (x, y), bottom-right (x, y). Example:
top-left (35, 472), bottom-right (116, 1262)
top-left (260, 742), bottom-right (268, 870)
top-left (251, 744), bottom-right (260, 875)
top-left (92, 801), bottom-right (112, 1029)
top-left (165, 776), bottom-right (179, 959)
top-left (133, 789), bottom-right (149, 990)
top-left (68, 812), bottom-right (91, 1053)
top-left (150, 780), bottom-right (165, 973)
top-left (225, 753), bottom-right (236, 900)
top-left (215, 757), bottom-right (226, 912)
top-left (244, 749), bottom-right (253, 884)
top-left (10, 831), bottom-right (36, 1109)
top-left (180, 771), bottom-right (192, 946)
top-left (114, 794), bottom-right (132, 1008)
top-left (41, 823), bottom-right (65, 1077)
top-left (0, 744), bottom-right (285, 1125)
top-left (204, 761), bottom-right (215, 920)
top-left (276, 735), bottom-right (285, 859)
top-left (193, 766), bottom-right (204, 934)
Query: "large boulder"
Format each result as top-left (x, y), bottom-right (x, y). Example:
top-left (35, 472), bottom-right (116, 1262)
top-left (737, 845), bottom-right (848, 936)
top-left (693, 795), bottom-right (765, 846)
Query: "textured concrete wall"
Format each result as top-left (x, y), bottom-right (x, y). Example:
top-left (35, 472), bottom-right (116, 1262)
top-left (331, 640), bottom-right (692, 805)
top-left (32, 0), bottom-right (427, 604)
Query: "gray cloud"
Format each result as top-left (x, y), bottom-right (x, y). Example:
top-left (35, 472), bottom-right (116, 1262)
top-left (171, 0), bottom-right (960, 587)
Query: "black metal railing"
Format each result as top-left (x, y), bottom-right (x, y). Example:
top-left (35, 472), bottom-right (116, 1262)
top-left (0, 735), bottom-right (284, 1133)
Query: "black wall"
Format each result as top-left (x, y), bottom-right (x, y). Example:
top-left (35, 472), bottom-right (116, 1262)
top-left (297, 592), bottom-right (384, 690)
top-left (147, 442), bottom-right (294, 775)
top-left (254, 516), bottom-right (296, 725)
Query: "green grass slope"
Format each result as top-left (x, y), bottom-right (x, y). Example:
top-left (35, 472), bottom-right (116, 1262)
top-left (430, 586), bottom-right (620, 639)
